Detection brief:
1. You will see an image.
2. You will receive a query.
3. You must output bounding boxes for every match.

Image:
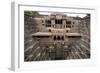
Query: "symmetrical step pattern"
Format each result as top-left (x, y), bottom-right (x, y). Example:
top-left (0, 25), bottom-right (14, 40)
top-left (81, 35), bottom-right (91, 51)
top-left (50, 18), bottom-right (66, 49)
top-left (24, 15), bottom-right (90, 61)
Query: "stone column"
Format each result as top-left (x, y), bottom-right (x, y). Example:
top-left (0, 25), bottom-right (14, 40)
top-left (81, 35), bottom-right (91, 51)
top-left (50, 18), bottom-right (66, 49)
top-left (51, 20), bottom-right (55, 28)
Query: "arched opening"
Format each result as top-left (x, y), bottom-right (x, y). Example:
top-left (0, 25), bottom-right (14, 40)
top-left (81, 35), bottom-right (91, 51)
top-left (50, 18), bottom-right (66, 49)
top-left (57, 36), bottom-right (60, 40)
top-left (53, 36), bottom-right (64, 41)
top-left (61, 36), bottom-right (64, 40)
top-left (66, 30), bottom-right (68, 33)
top-left (54, 36), bottom-right (56, 41)
top-left (49, 29), bottom-right (51, 32)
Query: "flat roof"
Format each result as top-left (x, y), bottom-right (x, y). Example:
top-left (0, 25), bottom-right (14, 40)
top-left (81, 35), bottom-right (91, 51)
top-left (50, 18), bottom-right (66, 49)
top-left (32, 32), bottom-right (52, 36)
top-left (65, 33), bottom-right (81, 36)
top-left (32, 32), bottom-right (81, 37)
